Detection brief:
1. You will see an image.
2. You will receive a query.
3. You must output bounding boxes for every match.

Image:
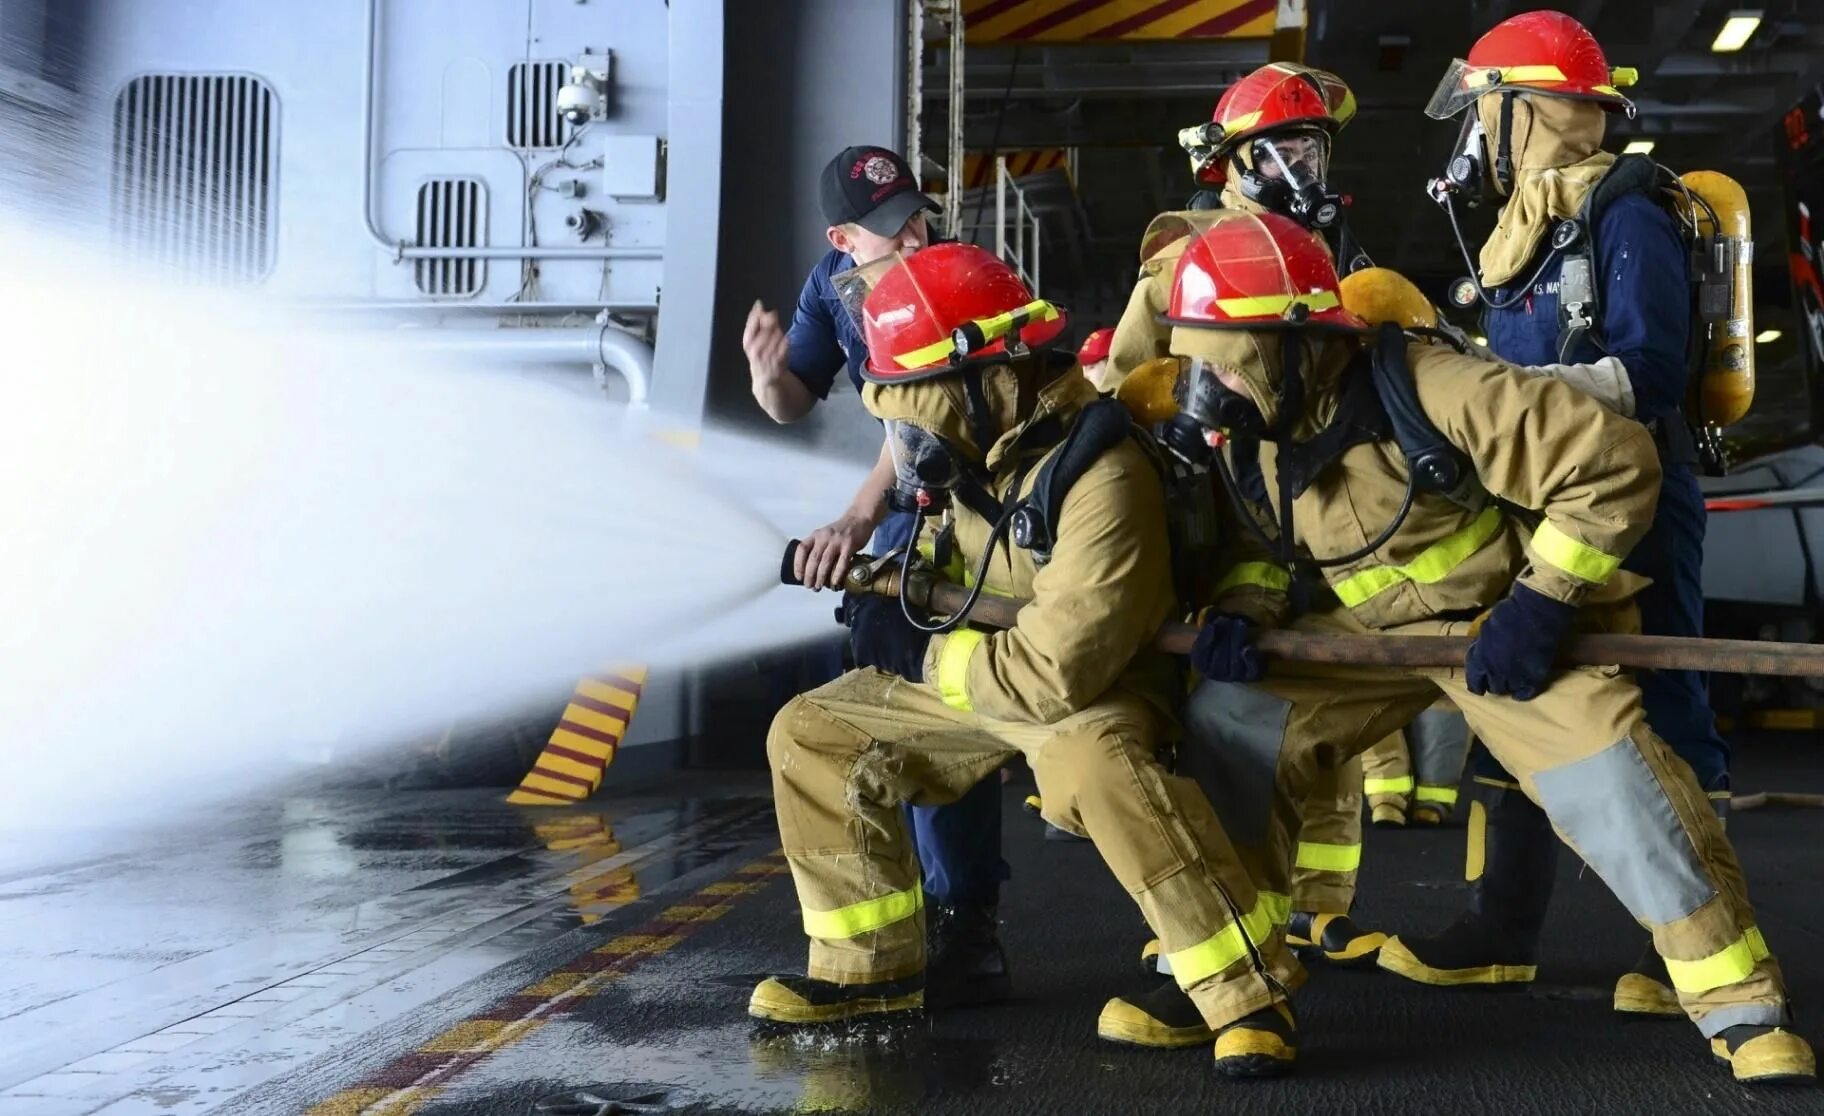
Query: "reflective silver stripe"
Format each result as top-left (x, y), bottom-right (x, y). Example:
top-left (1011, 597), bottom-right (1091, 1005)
top-left (1695, 1002), bottom-right (1789, 1039)
top-left (1407, 708), bottom-right (1471, 788)
top-left (1180, 680), bottom-right (1290, 848)
top-left (1533, 736), bottom-right (1717, 925)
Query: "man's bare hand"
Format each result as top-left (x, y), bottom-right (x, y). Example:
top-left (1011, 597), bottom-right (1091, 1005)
top-left (794, 514), bottom-right (875, 591)
top-left (743, 300), bottom-right (790, 388)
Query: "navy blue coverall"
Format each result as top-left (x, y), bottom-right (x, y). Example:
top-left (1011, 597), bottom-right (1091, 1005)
top-left (782, 246), bottom-right (1010, 907)
top-left (1477, 190), bottom-right (1730, 793)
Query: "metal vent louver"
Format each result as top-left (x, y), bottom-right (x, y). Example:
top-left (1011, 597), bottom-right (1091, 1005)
top-left (508, 61), bottom-right (574, 149)
top-left (412, 178), bottom-right (487, 297)
top-left (109, 74), bottom-right (278, 283)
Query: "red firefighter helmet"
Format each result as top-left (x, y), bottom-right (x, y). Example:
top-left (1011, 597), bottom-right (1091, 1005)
top-left (846, 242), bottom-right (1068, 383)
top-left (1165, 211), bottom-right (1366, 332)
top-left (1077, 327), bottom-right (1115, 366)
top-left (1184, 64), bottom-right (1356, 185)
top-left (1428, 10), bottom-right (1637, 120)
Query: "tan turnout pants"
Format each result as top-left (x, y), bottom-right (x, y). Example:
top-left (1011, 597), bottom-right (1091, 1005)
top-left (768, 668), bottom-right (1302, 1029)
top-left (1183, 605), bottom-right (1787, 1038)
top-left (1360, 703), bottom-right (1474, 817)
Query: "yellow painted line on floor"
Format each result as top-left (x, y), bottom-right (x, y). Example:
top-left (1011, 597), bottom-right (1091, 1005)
top-left (305, 1086), bottom-right (437, 1116)
top-left (417, 1017), bottom-right (545, 1054)
top-left (659, 903), bottom-right (730, 923)
top-left (596, 931), bottom-right (685, 954)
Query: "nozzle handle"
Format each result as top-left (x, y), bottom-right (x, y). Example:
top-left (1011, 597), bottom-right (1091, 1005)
top-left (780, 538), bottom-right (804, 587)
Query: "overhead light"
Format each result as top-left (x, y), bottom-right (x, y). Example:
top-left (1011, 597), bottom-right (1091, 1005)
top-left (1472, 335), bottom-right (1488, 346)
top-left (1623, 139), bottom-right (1656, 155)
top-left (1755, 329), bottom-right (1782, 344)
top-left (1711, 11), bottom-right (1762, 53)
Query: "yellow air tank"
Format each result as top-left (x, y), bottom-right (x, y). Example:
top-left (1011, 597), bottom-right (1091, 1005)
top-left (1679, 171), bottom-right (1754, 426)
top-left (1338, 267), bottom-right (1439, 330)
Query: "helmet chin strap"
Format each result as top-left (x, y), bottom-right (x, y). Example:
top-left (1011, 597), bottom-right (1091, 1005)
top-left (1494, 91), bottom-right (1517, 195)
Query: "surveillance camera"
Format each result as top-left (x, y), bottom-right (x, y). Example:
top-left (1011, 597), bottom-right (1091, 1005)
top-left (557, 80), bottom-right (600, 126)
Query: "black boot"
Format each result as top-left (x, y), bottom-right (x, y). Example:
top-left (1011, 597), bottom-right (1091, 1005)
top-left (1378, 782), bottom-right (1558, 987)
top-left (748, 973), bottom-right (924, 1024)
top-left (926, 902), bottom-right (1012, 1009)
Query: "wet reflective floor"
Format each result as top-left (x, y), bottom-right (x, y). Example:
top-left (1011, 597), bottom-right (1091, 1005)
top-left (2, 736), bottom-right (1820, 1114)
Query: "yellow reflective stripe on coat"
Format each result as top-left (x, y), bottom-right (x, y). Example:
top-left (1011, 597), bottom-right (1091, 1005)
top-left (1166, 895), bottom-right (1276, 985)
top-left (1214, 290), bottom-right (1341, 319)
top-left (1332, 506), bottom-right (1504, 607)
top-left (935, 629), bottom-right (985, 712)
top-left (1215, 561), bottom-right (1292, 595)
top-left (1295, 841), bottom-right (1362, 873)
top-left (1530, 521), bottom-right (1622, 584)
top-left (1664, 927), bottom-right (1772, 995)
top-left (1363, 775), bottom-right (1415, 796)
top-left (1415, 784), bottom-right (1460, 805)
top-left (801, 885), bottom-right (924, 940)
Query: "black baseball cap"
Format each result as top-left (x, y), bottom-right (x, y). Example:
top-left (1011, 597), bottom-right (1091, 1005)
top-left (819, 146), bottom-right (940, 237)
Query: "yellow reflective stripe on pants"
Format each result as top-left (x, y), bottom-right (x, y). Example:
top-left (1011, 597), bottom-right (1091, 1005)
top-left (1364, 775), bottom-right (1415, 795)
top-left (1415, 784), bottom-right (1460, 804)
top-left (801, 885), bottom-right (924, 940)
top-left (1166, 894), bottom-right (1276, 986)
top-left (1531, 520), bottom-right (1622, 585)
top-left (1664, 926), bottom-right (1772, 995)
top-left (1215, 561), bottom-right (1291, 595)
top-left (1260, 890), bottom-right (1292, 928)
top-left (1332, 506), bottom-right (1504, 608)
top-left (935, 629), bottom-right (984, 712)
top-left (1294, 841), bottom-right (1362, 873)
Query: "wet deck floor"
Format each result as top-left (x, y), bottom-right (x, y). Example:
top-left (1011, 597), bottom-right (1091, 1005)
top-left (1, 735), bottom-right (1818, 1115)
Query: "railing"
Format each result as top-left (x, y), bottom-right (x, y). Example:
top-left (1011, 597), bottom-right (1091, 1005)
top-left (957, 156), bottom-right (1042, 295)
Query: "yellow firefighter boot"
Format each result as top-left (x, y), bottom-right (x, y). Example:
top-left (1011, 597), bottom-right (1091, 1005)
top-left (1371, 802), bottom-right (1407, 828)
top-left (1710, 1025), bottom-right (1816, 1085)
top-left (748, 974), bottom-right (924, 1025)
top-left (1212, 1002), bottom-right (1298, 1078)
top-left (1612, 943), bottom-right (1681, 1018)
top-left (1098, 980), bottom-right (1215, 1049)
top-left (1139, 937), bottom-right (1163, 975)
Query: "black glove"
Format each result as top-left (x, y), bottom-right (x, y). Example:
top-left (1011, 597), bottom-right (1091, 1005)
top-left (843, 593), bottom-right (931, 683)
top-left (1465, 583), bottom-right (1578, 701)
top-left (1189, 612), bottom-right (1265, 683)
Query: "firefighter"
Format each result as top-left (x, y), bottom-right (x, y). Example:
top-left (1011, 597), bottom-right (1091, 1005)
top-left (1361, 706), bottom-right (1473, 826)
top-left (749, 242), bottom-right (1306, 1079)
top-left (1138, 209), bottom-right (1811, 1084)
top-left (1100, 68), bottom-right (1392, 1040)
top-left (1379, 10), bottom-right (1740, 1023)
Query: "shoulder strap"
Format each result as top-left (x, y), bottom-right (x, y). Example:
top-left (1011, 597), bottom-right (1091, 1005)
top-left (1367, 324), bottom-right (1481, 508)
top-left (1012, 398), bottom-right (1140, 566)
top-left (1556, 153), bottom-right (1668, 361)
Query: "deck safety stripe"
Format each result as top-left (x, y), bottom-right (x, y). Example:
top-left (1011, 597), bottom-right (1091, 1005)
top-left (307, 850), bottom-right (790, 1115)
top-left (964, 0), bottom-right (1276, 42)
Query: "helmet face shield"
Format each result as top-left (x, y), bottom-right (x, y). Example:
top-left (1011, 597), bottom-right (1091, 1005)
top-left (1427, 58), bottom-right (1506, 120)
top-left (1248, 131), bottom-right (1330, 191)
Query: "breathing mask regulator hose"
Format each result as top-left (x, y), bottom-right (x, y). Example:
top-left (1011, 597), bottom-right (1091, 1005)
top-left (896, 506), bottom-right (1022, 636)
top-left (1206, 324), bottom-right (1421, 571)
top-left (1435, 92), bottom-right (1568, 312)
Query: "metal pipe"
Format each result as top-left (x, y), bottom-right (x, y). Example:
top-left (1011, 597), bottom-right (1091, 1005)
top-left (360, 0), bottom-right (659, 264)
top-left (382, 322), bottom-right (653, 403)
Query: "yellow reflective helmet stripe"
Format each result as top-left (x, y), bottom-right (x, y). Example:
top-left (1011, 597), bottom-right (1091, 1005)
top-left (1214, 290), bottom-right (1342, 319)
top-left (1363, 775), bottom-right (1416, 796)
top-left (1165, 894), bottom-right (1277, 985)
top-left (1531, 520), bottom-right (1623, 584)
top-left (895, 299), bottom-right (1061, 369)
top-left (1415, 784), bottom-right (1461, 805)
top-left (1215, 561), bottom-right (1292, 595)
top-left (1496, 64), bottom-right (1568, 85)
top-left (1295, 841), bottom-right (1362, 873)
top-left (1332, 506), bottom-right (1504, 608)
top-left (935, 629), bottom-right (985, 712)
top-left (894, 335), bottom-right (956, 369)
top-left (1221, 109), bottom-right (1264, 134)
top-left (801, 884), bottom-right (924, 940)
top-left (1664, 927), bottom-right (1772, 995)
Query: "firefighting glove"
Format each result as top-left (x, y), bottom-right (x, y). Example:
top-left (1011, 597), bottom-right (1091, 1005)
top-left (1189, 612), bottom-right (1265, 683)
top-left (1465, 584), bottom-right (1578, 701)
top-left (843, 593), bottom-right (930, 684)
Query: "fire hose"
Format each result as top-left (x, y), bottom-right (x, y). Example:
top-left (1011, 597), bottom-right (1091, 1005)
top-left (782, 542), bottom-right (1824, 679)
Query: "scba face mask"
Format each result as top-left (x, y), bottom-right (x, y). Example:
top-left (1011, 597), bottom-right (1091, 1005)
top-left (883, 419), bottom-right (963, 516)
top-left (1240, 130), bottom-right (1343, 230)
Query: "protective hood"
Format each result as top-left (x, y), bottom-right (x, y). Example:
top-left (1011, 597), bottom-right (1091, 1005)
top-left (861, 353), bottom-right (1093, 474)
top-left (1170, 326), bottom-right (1354, 438)
top-left (1477, 94), bottom-right (1615, 286)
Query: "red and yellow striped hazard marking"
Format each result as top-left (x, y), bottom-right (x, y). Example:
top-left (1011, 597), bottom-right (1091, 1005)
top-left (306, 851), bottom-right (791, 1115)
top-left (506, 665), bottom-right (648, 806)
top-left (926, 149), bottom-right (1071, 193)
top-left (963, 0), bottom-right (1281, 43)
